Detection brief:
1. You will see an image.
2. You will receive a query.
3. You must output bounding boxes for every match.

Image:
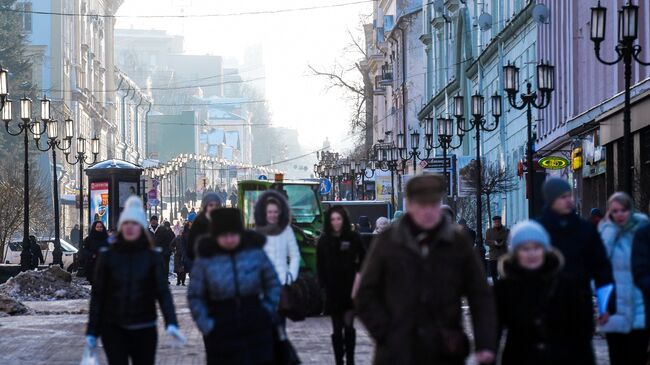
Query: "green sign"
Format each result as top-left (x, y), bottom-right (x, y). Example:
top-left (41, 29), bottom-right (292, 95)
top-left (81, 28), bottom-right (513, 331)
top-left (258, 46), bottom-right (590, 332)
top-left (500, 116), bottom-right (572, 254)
top-left (538, 156), bottom-right (569, 170)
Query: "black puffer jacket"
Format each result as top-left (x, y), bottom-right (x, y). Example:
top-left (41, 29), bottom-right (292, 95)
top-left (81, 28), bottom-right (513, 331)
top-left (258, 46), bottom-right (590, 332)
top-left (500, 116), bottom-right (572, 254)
top-left (632, 223), bottom-right (650, 328)
top-left (537, 209), bottom-right (615, 318)
top-left (86, 234), bottom-right (178, 336)
top-left (496, 250), bottom-right (591, 365)
top-left (188, 212), bottom-right (210, 261)
top-left (149, 224), bottom-right (175, 257)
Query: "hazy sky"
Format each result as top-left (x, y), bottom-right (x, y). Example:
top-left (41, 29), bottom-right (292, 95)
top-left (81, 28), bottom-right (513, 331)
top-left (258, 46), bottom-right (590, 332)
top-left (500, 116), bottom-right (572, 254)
top-left (115, 0), bottom-right (372, 153)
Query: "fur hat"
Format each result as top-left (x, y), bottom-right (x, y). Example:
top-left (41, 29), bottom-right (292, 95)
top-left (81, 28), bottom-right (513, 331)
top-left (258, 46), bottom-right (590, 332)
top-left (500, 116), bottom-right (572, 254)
top-left (210, 208), bottom-right (244, 236)
top-left (118, 196), bottom-right (148, 231)
top-left (508, 220), bottom-right (551, 252)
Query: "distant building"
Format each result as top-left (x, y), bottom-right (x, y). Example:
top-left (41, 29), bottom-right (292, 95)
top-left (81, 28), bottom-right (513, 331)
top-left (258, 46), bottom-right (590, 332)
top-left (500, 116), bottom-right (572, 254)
top-left (148, 111), bottom-right (198, 163)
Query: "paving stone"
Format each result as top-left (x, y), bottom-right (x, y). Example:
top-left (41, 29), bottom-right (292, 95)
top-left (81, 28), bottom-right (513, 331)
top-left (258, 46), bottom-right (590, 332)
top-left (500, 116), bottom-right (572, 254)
top-left (0, 285), bottom-right (611, 364)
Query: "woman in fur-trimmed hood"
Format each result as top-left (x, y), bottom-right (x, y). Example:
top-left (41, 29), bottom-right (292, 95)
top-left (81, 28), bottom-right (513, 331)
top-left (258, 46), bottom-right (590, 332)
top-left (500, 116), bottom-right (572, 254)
top-left (254, 190), bottom-right (301, 285)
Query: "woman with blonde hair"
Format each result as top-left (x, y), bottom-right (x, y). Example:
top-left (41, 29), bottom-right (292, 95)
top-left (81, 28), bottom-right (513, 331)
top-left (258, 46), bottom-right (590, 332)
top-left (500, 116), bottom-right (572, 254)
top-left (598, 192), bottom-right (649, 365)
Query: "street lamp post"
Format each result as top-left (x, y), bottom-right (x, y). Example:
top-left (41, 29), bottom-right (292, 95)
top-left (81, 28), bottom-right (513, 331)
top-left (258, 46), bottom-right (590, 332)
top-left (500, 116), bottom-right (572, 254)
top-left (454, 92), bottom-right (502, 249)
top-left (357, 159), bottom-right (377, 200)
top-left (396, 121), bottom-right (436, 173)
top-left (590, 0), bottom-right (648, 196)
top-left (33, 112), bottom-right (74, 266)
top-left (374, 142), bottom-right (401, 208)
top-left (64, 135), bottom-right (100, 249)
top-left (429, 116), bottom-right (464, 194)
top-left (2, 95), bottom-right (47, 270)
top-left (503, 60), bottom-right (555, 217)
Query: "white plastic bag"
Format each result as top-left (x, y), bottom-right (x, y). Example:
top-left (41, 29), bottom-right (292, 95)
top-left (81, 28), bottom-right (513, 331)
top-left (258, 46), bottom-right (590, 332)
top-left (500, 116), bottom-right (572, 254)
top-left (79, 345), bottom-right (99, 365)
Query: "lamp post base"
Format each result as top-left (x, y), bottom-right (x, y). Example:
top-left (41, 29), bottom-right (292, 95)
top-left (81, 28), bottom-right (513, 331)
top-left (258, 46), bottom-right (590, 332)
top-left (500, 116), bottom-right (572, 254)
top-left (52, 244), bottom-right (63, 268)
top-left (20, 239), bottom-right (32, 271)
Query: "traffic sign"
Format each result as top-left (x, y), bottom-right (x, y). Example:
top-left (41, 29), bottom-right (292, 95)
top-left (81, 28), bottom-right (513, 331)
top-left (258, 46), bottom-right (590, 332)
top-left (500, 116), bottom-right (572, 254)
top-left (258, 175), bottom-right (268, 180)
top-left (319, 178), bottom-right (332, 195)
top-left (149, 198), bottom-right (160, 207)
top-left (425, 157), bottom-right (452, 169)
top-left (148, 189), bottom-right (157, 200)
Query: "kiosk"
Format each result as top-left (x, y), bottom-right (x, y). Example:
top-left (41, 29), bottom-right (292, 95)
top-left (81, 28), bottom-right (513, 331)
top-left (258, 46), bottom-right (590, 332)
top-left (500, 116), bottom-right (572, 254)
top-left (86, 159), bottom-right (144, 231)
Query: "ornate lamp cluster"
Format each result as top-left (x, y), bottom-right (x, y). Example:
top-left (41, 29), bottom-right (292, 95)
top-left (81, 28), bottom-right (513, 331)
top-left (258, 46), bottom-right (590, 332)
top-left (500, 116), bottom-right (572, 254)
top-left (0, 67), bottom-right (100, 269)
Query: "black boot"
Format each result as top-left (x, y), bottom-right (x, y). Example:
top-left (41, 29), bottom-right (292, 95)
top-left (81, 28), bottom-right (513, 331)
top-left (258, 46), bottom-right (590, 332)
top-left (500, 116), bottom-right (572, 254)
top-left (331, 333), bottom-right (345, 365)
top-left (344, 327), bottom-right (356, 365)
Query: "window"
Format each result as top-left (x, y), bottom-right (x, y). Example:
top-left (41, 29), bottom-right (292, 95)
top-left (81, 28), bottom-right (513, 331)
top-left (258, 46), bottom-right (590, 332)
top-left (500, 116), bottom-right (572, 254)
top-left (17, 2), bottom-right (32, 32)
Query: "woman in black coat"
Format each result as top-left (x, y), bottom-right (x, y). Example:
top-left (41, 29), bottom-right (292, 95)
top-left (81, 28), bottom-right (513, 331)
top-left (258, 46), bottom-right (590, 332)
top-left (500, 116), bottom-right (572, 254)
top-left (495, 220), bottom-right (591, 365)
top-left (317, 205), bottom-right (364, 365)
top-left (171, 223), bottom-right (191, 285)
top-left (83, 221), bottom-right (108, 284)
top-left (86, 197), bottom-right (184, 365)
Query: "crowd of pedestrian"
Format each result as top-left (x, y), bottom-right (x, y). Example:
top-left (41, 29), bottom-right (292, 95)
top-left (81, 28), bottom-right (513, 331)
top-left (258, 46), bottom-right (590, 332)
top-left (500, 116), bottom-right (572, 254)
top-left (77, 171), bottom-right (650, 365)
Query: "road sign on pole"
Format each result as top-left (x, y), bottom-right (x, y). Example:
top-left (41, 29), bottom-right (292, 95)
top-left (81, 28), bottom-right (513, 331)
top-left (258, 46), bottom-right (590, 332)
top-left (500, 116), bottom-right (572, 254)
top-left (319, 178), bottom-right (332, 195)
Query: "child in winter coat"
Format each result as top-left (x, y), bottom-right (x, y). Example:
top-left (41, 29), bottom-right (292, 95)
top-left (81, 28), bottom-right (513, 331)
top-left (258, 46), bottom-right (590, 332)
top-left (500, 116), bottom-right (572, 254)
top-left (495, 220), bottom-right (591, 365)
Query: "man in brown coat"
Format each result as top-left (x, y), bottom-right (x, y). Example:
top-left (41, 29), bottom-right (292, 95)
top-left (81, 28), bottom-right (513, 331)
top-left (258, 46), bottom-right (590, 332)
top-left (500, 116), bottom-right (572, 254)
top-left (356, 174), bottom-right (497, 365)
top-left (485, 215), bottom-right (509, 282)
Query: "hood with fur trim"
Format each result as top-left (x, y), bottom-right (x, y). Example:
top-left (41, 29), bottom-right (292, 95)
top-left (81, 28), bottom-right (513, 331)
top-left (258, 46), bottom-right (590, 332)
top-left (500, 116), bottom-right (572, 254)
top-left (498, 248), bottom-right (565, 281)
top-left (195, 230), bottom-right (266, 258)
top-left (254, 190), bottom-right (292, 235)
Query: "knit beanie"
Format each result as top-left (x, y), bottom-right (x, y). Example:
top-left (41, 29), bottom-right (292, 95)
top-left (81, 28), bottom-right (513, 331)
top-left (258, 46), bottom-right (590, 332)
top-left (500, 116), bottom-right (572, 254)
top-left (201, 192), bottom-right (222, 210)
top-left (118, 196), bottom-right (149, 231)
top-left (508, 220), bottom-right (551, 252)
top-left (542, 177), bottom-right (571, 206)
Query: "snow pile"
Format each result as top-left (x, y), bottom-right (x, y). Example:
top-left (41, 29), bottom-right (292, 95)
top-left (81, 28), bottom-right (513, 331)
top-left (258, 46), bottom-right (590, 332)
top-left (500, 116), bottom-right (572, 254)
top-left (0, 266), bottom-right (90, 301)
top-left (0, 293), bottom-right (30, 316)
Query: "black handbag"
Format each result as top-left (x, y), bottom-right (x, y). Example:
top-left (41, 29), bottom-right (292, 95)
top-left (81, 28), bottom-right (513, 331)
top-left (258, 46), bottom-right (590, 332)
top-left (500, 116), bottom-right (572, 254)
top-left (278, 273), bottom-right (307, 321)
top-left (273, 324), bottom-right (301, 365)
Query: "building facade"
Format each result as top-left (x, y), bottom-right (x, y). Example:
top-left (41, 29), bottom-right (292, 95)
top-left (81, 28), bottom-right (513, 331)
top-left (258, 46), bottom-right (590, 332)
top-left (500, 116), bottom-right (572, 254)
top-left (536, 0), bottom-right (650, 216)
top-left (23, 0), bottom-right (124, 238)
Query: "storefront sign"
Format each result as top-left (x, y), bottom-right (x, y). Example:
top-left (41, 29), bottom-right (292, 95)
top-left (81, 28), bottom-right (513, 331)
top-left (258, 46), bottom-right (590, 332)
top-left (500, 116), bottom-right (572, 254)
top-left (538, 156), bottom-right (569, 170)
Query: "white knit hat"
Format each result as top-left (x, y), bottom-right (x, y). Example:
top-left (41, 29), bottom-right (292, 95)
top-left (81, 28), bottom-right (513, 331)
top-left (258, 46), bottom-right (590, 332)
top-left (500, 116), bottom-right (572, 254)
top-left (118, 196), bottom-right (148, 231)
top-left (508, 220), bottom-right (551, 252)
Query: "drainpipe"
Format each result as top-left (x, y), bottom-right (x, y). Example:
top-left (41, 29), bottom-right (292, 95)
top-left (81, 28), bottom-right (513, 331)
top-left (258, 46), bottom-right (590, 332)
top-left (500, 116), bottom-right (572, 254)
top-left (134, 95), bottom-right (144, 162)
top-left (145, 101), bottom-right (153, 160)
top-left (121, 84), bottom-right (133, 159)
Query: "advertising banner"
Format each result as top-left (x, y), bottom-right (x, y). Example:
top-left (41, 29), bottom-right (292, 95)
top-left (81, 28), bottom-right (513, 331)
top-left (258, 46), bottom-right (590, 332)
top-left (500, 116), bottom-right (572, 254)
top-left (90, 182), bottom-right (109, 227)
top-left (118, 182), bottom-right (138, 208)
top-left (375, 176), bottom-right (393, 202)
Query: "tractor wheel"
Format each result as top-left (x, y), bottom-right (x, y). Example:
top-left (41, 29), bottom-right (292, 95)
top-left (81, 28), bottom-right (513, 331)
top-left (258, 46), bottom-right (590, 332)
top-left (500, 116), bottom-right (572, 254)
top-left (296, 272), bottom-right (323, 316)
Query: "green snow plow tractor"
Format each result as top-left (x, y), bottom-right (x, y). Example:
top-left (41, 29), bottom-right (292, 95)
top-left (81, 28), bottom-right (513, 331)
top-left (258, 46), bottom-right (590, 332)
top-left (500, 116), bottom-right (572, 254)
top-left (238, 178), bottom-right (324, 316)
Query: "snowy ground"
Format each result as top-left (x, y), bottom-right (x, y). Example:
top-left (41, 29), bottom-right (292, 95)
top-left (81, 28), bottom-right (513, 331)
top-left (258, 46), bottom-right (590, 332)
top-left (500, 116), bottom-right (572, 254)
top-left (0, 284), bottom-right (610, 365)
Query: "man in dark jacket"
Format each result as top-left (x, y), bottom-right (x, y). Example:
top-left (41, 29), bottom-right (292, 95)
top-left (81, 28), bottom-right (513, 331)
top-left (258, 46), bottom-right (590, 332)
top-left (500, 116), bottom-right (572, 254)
top-left (537, 177), bottom-right (615, 365)
top-left (632, 222), bottom-right (650, 330)
top-left (28, 235), bottom-right (44, 270)
top-left (485, 215), bottom-right (509, 282)
top-left (356, 174), bottom-right (497, 365)
top-left (148, 215), bottom-right (175, 279)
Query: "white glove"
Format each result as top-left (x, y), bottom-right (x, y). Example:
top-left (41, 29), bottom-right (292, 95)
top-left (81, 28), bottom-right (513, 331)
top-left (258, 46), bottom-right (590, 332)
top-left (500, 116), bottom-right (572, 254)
top-left (166, 325), bottom-right (187, 346)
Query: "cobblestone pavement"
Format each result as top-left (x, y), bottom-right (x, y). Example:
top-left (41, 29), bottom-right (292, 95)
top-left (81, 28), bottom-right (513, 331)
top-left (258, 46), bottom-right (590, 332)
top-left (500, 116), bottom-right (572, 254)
top-left (0, 285), bottom-right (611, 365)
